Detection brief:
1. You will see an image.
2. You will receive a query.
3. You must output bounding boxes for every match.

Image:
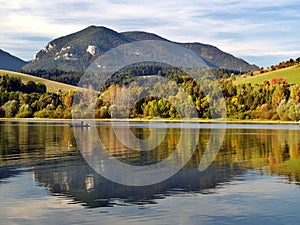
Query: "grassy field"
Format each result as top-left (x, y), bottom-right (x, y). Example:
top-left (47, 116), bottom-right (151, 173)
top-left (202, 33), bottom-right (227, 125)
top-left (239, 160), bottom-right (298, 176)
top-left (0, 69), bottom-right (79, 92)
top-left (234, 65), bottom-right (300, 85)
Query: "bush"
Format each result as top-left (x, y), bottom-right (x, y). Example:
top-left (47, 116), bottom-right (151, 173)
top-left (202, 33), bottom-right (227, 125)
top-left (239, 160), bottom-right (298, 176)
top-left (16, 111), bottom-right (33, 118)
top-left (34, 109), bottom-right (55, 118)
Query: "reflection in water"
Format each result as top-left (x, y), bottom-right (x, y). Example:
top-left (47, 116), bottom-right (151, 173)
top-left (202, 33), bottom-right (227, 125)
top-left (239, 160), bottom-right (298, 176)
top-left (33, 157), bottom-right (242, 207)
top-left (0, 121), bottom-right (78, 166)
top-left (0, 167), bottom-right (22, 185)
top-left (76, 124), bottom-right (203, 186)
top-left (1, 121), bottom-right (300, 208)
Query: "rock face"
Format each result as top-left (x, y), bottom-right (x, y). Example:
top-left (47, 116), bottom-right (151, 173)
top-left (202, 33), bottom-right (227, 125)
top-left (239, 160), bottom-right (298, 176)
top-left (0, 49), bottom-right (26, 71)
top-left (22, 25), bottom-right (258, 72)
top-left (86, 45), bottom-right (99, 56)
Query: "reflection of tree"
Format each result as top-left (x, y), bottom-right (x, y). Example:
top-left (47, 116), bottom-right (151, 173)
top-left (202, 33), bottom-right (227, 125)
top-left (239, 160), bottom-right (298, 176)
top-left (0, 121), bottom-right (77, 166)
top-left (268, 159), bottom-right (300, 183)
top-left (32, 125), bottom-right (300, 208)
top-left (214, 128), bottom-right (300, 170)
top-left (2, 121), bottom-right (300, 206)
top-left (266, 129), bottom-right (300, 183)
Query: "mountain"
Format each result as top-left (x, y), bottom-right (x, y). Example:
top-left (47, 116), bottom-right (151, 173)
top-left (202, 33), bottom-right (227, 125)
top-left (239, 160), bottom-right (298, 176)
top-left (0, 49), bottom-right (26, 71)
top-left (22, 25), bottom-right (258, 72)
top-left (121, 32), bottom-right (257, 71)
top-left (22, 26), bottom-right (132, 71)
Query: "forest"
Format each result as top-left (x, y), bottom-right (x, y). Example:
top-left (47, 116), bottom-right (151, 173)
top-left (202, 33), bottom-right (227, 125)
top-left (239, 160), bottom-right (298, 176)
top-left (0, 71), bottom-right (300, 121)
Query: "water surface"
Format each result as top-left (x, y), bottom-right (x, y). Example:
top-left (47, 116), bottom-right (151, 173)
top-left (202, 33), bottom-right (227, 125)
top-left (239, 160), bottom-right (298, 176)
top-left (0, 120), bottom-right (300, 224)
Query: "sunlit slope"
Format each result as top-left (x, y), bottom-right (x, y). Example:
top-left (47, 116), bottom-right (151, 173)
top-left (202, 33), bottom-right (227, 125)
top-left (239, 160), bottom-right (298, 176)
top-left (234, 65), bottom-right (300, 85)
top-left (0, 69), bottom-right (78, 92)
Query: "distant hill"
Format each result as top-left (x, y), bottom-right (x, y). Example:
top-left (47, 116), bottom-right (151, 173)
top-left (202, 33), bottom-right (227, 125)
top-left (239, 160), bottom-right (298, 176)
top-left (0, 70), bottom-right (78, 92)
top-left (234, 65), bottom-right (300, 85)
top-left (0, 49), bottom-right (26, 71)
top-left (22, 25), bottom-right (258, 73)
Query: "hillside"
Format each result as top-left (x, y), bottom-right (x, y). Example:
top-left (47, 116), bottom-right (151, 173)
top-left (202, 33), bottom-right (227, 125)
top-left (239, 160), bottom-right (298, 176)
top-left (180, 43), bottom-right (257, 71)
top-left (0, 70), bottom-right (78, 92)
top-left (22, 25), bottom-right (258, 73)
top-left (0, 49), bottom-right (26, 71)
top-left (234, 65), bottom-right (300, 85)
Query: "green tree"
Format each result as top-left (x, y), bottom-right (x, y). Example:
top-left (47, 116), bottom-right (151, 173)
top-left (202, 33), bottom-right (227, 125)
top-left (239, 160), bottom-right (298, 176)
top-left (2, 100), bottom-right (19, 118)
top-left (276, 100), bottom-right (300, 121)
top-left (288, 101), bottom-right (300, 121)
top-left (16, 104), bottom-right (33, 118)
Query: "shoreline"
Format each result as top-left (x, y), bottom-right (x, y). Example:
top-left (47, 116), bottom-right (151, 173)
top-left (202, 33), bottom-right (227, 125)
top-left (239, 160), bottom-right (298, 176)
top-left (0, 117), bottom-right (299, 125)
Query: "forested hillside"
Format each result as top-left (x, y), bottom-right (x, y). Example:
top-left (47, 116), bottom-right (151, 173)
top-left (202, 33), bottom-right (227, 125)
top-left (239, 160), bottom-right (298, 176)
top-left (1, 72), bottom-right (300, 121)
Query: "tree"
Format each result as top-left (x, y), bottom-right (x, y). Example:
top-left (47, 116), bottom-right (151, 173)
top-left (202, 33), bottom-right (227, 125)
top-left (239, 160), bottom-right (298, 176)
top-left (142, 98), bottom-right (172, 118)
top-left (277, 99), bottom-right (300, 121)
top-left (25, 81), bottom-right (37, 93)
top-left (256, 104), bottom-right (274, 120)
top-left (288, 101), bottom-right (300, 121)
top-left (35, 82), bottom-right (47, 94)
top-left (272, 84), bottom-right (289, 109)
top-left (270, 77), bottom-right (288, 86)
top-left (62, 91), bottom-right (74, 109)
top-left (290, 84), bottom-right (300, 103)
top-left (2, 100), bottom-right (19, 118)
top-left (16, 104), bottom-right (33, 118)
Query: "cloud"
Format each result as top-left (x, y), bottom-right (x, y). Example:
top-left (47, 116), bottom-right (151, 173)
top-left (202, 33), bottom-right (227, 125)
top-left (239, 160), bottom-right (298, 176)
top-left (1, 0), bottom-right (299, 67)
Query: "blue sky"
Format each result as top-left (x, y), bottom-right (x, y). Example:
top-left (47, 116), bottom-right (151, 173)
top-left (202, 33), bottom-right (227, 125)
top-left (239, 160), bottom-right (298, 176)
top-left (1, 0), bottom-right (300, 67)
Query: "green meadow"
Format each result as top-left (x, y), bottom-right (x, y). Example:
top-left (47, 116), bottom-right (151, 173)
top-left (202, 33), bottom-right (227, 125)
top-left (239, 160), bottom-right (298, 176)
top-left (234, 65), bottom-right (300, 85)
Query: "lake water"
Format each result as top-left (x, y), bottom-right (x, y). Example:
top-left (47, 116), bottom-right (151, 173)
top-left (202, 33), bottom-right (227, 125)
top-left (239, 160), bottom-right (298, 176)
top-left (1, 120), bottom-right (300, 224)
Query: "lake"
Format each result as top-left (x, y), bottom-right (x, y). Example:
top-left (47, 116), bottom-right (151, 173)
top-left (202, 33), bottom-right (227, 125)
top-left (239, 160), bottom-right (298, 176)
top-left (1, 120), bottom-right (300, 224)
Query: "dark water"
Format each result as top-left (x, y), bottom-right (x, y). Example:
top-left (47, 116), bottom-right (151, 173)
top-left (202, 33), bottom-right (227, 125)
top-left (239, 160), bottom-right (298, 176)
top-left (1, 120), bottom-right (300, 224)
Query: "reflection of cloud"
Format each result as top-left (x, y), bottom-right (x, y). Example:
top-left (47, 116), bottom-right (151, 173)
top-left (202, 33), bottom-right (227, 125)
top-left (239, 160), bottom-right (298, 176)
top-left (1, 0), bottom-right (300, 66)
top-left (0, 170), bottom-right (298, 225)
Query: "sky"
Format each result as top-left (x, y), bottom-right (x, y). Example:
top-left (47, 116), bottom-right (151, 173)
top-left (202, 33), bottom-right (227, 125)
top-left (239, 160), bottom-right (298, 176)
top-left (1, 0), bottom-right (300, 67)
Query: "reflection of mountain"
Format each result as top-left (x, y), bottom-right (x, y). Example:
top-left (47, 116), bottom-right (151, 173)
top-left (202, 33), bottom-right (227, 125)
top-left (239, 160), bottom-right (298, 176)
top-left (33, 156), bottom-right (244, 208)
top-left (1, 121), bottom-right (300, 208)
top-left (0, 167), bottom-right (22, 184)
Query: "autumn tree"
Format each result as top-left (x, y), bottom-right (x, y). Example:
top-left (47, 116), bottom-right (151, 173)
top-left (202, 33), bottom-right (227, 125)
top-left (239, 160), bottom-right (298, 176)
top-left (271, 84), bottom-right (289, 109)
top-left (290, 84), bottom-right (300, 102)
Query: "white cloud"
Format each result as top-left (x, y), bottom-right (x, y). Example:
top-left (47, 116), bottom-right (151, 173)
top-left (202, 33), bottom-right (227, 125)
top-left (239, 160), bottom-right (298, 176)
top-left (1, 0), bottom-right (299, 66)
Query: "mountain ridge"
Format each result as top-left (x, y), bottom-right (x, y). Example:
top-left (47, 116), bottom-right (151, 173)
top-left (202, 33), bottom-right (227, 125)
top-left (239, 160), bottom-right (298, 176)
top-left (0, 49), bottom-right (26, 71)
top-left (22, 25), bottom-right (258, 72)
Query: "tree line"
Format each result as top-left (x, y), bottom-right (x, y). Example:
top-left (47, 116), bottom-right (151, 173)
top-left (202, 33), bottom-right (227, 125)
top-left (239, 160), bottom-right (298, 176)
top-left (1, 73), bottom-right (300, 121)
top-left (0, 75), bottom-right (73, 118)
top-left (96, 77), bottom-right (300, 121)
top-left (20, 65), bottom-right (239, 88)
top-left (20, 69), bottom-right (83, 86)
